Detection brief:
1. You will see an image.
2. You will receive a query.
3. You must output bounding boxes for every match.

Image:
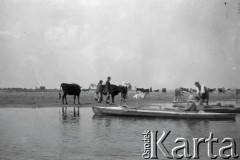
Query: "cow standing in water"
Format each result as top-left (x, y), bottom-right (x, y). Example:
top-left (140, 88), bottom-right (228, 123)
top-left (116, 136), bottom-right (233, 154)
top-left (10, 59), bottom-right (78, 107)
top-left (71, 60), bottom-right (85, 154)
top-left (59, 83), bottom-right (82, 118)
top-left (59, 83), bottom-right (82, 104)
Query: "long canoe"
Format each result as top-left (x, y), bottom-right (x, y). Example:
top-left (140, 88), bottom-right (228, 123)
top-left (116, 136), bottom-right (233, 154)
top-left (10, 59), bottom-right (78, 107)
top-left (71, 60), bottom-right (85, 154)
top-left (92, 106), bottom-right (236, 120)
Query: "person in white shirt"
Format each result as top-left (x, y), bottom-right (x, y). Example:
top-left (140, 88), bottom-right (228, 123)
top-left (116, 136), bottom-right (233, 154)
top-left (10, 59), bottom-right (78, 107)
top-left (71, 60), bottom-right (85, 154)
top-left (194, 82), bottom-right (209, 105)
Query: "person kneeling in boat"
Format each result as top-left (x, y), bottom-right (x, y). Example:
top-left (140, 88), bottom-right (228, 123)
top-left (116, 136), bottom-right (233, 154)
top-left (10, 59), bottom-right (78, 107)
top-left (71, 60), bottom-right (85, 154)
top-left (185, 95), bottom-right (205, 111)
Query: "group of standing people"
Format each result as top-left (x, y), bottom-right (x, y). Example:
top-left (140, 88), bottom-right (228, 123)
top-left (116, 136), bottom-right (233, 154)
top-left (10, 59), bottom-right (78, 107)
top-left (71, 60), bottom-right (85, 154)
top-left (95, 76), bottom-right (112, 104)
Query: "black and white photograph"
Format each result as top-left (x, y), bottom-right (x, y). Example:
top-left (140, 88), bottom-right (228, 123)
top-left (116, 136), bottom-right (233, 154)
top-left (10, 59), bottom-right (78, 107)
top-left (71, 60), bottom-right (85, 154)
top-left (0, 0), bottom-right (240, 159)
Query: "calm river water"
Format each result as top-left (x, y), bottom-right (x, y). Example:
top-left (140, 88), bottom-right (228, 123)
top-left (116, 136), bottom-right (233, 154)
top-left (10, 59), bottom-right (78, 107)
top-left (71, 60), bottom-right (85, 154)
top-left (0, 102), bottom-right (240, 160)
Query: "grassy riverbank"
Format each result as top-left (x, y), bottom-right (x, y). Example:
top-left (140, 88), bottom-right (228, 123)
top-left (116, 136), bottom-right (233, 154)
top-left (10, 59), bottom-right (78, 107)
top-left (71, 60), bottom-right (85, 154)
top-left (0, 90), bottom-right (237, 108)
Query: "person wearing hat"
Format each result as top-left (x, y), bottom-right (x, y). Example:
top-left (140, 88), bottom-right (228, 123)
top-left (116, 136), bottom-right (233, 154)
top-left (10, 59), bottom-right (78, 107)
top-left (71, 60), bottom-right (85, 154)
top-left (104, 77), bottom-right (112, 104)
top-left (194, 82), bottom-right (209, 106)
top-left (95, 80), bottom-right (103, 103)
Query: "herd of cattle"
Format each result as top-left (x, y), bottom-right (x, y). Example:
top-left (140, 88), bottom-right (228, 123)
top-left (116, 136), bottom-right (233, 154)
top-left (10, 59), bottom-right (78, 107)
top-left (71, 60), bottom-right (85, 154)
top-left (59, 83), bottom-right (240, 104)
top-left (136, 87), bottom-right (239, 95)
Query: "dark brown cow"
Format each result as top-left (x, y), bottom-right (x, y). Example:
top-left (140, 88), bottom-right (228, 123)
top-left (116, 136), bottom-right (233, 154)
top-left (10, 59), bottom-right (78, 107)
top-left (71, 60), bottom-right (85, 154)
top-left (100, 84), bottom-right (128, 103)
top-left (136, 88), bottom-right (150, 94)
top-left (162, 88), bottom-right (167, 94)
top-left (217, 88), bottom-right (226, 94)
top-left (59, 83), bottom-right (82, 104)
top-left (208, 88), bottom-right (216, 93)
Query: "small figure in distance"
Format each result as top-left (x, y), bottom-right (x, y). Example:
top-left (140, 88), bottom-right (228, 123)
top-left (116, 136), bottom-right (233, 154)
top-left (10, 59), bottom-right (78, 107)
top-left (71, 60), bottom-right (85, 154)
top-left (95, 80), bottom-right (103, 103)
top-left (194, 82), bottom-right (209, 106)
top-left (173, 88), bottom-right (183, 102)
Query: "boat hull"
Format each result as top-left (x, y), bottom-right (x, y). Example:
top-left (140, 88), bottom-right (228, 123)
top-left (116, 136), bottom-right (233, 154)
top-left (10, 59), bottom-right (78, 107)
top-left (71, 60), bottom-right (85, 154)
top-left (204, 107), bottom-right (240, 113)
top-left (173, 103), bottom-right (240, 113)
top-left (92, 106), bottom-right (236, 120)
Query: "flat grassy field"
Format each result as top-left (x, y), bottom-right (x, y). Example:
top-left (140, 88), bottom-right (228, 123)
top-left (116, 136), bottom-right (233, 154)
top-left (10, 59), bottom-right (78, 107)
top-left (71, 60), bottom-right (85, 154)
top-left (0, 90), bottom-right (238, 108)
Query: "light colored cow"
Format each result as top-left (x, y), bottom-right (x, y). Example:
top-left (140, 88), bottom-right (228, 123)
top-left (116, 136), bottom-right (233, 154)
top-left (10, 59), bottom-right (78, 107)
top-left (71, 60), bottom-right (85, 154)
top-left (133, 91), bottom-right (146, 99)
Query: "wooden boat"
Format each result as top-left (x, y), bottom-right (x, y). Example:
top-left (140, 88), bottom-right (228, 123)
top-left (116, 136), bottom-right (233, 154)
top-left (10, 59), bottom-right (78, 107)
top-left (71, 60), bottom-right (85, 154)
top-left (92, 106), bottom-right (236, 120)
top-left (173, 103), bottom-right (240, 113)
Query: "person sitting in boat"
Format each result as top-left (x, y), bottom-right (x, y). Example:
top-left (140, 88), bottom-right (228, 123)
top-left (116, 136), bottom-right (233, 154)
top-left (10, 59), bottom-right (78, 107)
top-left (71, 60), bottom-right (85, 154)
top-left (185, 95), bottom-right (206, 111)
top-left (185, 95), bottom-right (198, 111)
top-left (194, 82), bottom-right (209, 106)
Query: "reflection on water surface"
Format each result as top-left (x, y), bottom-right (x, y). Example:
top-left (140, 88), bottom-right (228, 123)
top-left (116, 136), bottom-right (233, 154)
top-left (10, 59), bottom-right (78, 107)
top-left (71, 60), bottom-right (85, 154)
top-left (0, 102), bottom-right (239, 160)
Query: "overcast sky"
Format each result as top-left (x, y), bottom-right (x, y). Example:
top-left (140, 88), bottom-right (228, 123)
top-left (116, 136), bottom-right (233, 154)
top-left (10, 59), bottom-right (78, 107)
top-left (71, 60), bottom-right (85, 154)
top-left (0, 0), bottom-right (240, 89)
